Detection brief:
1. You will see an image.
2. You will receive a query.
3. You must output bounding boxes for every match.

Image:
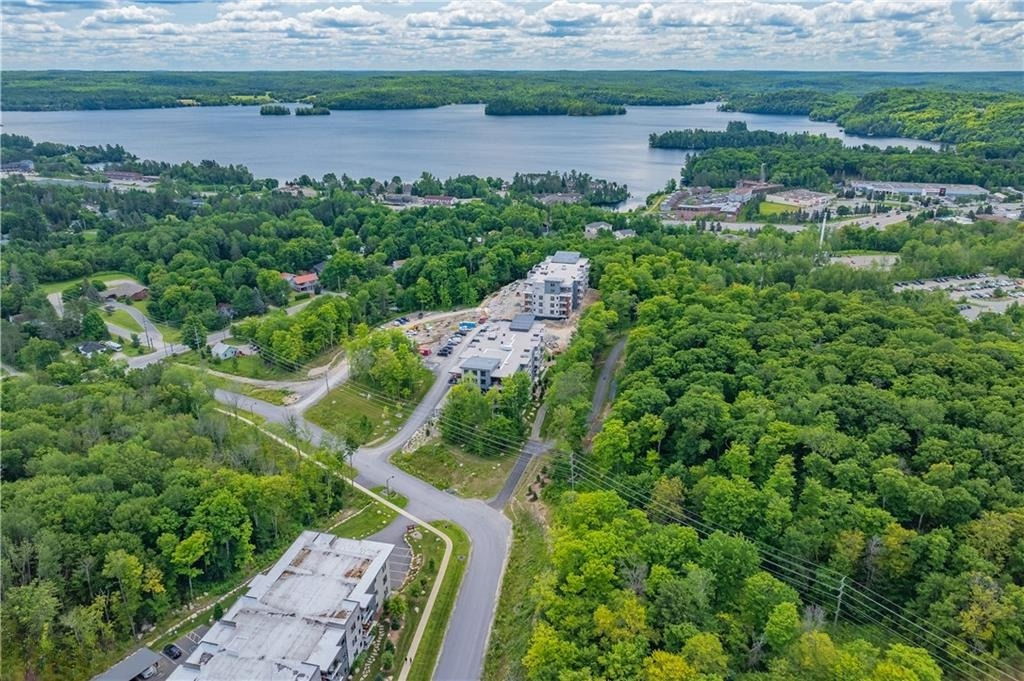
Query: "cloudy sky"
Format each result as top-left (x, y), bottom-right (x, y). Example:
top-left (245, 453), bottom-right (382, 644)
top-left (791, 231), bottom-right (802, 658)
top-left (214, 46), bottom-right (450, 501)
top-left (2, 0), bottom-right (1021, 71)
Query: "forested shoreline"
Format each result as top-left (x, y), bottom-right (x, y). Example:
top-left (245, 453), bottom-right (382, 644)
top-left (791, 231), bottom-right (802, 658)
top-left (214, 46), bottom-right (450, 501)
top-left (4, 70), bottom-right (1019, 117)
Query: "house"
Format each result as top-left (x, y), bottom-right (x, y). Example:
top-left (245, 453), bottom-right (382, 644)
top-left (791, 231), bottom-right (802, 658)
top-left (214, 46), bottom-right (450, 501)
top-left (764, 189), bottom-right (833, 210)
top-left (276, 183), bottom-right (318, 199)
top-left (102, 282), bottom-right (149, 301)
top-left (1, 159), bottom-right (34, 173)
top-left (612, 229), bottom-right (637, 240)
top-left (167, 532), bottom-right (394, 681)
top-left (536, 192), bottom-right (583, 206)
top-left (522, 251), bottom-right (590, 320)
top-left (312, 260), bottom-right (329, 275)
top-left (90, 648), bottom-right (161, 681)
top-left (76, 341), bottom-right (107, 358)
top-left (450, 315), bottom-right (544, 390)
top-left (421, 195), bottom-right (455, 206)
top-left (280, 271), bottom-right (320, 293)
top-left (584, 221), bottom-right (612, 239)
top-left (391, 258), bottom-right (409, 270)
top-left (210, 342), bottom-right (237, 361)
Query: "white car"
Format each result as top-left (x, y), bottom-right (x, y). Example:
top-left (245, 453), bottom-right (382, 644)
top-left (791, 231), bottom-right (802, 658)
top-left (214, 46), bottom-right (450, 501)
top-left (104, 340), bottom-right (123, 352)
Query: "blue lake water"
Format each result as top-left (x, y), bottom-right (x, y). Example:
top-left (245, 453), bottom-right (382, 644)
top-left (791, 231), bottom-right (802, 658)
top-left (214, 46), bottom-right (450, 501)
top-left (1, 102), bottom-right (938, 206)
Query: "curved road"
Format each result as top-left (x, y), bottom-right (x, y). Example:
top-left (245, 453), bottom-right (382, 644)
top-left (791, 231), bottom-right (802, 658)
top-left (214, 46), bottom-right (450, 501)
top-left (213, 327), bottom-right (511, 681)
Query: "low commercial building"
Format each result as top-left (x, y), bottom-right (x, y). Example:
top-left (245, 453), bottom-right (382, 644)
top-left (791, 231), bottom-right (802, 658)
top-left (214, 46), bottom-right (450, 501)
top-left (764, 188), bottom-right (832, 210)
top-left (850, 181), bottom-right (989, 198)
top-left (452, 314), bottom-right (544, 390)
top-left (168, 531), bottom-right (394, 681)
top-left (727, 180), bottom-right (784, 203)
top-left (522, 251), bottom-right (590, 320)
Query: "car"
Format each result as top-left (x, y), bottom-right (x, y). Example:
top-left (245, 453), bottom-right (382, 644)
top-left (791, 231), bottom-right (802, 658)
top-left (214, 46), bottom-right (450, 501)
top-left (163, 644), bottom-right (183, 659)
top-left (104, 340), bottom-right (123, 351)
top-left (139, 664), bottom-right (158, 680)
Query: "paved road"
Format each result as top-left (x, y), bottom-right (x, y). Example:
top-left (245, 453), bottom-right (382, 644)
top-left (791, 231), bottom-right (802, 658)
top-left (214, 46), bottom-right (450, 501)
top-left (212, 325), bottom-right (510, 681)
top-left (587, 336), bottom-right (627, 440)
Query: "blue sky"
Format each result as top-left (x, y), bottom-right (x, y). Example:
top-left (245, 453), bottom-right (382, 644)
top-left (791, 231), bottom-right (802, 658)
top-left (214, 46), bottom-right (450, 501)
top-left (2, 0), bottom-right (1022, 71)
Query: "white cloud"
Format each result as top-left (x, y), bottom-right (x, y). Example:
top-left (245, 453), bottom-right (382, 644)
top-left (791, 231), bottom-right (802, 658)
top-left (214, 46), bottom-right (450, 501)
top-left (80, 4), bottom-right (169, 28)
top-left (968, 0), bottom-right (1024, 22)
top-left (300, 5), bottom-right (387, 28)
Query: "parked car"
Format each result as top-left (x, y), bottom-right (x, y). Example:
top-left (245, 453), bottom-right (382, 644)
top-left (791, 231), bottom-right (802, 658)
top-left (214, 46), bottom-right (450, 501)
top-left (163, 644), bottom-right (183, 659)
top-left (104, 340), bottom-right (123, 351)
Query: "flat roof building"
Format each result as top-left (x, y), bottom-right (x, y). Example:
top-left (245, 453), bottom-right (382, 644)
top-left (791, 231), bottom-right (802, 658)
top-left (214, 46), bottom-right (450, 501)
top-left (850, 181), bottom-right (989, 198)
top-left (452, 317), bottom-right (544, 390)
top-left (523, 251), bottom-right (590, 320)
top-left (168, 532), bottom-right (393, 681)
top-left (91, 649), bottom-right (161, 681)
top-left (764, 188), bottom-right (832, 210)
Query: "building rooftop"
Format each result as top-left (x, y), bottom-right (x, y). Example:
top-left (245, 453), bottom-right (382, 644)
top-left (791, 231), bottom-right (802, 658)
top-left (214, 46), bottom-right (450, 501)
top-left (509, 313), bottom-right (536, 332)
top-left (526, 253), bottom-right (590, 289)
top-left (456, 319), bottom-right (544, 381)
top-left (91, 649), bottom-right (161, 681)
top-left (168, 532), bottom-right (392, 681)
top-left (851, 180), bottom-right (989, 195)
top-left (768, 188), bottom-right (831, 200)
top-left (550, 250), bottom-right (582, 264)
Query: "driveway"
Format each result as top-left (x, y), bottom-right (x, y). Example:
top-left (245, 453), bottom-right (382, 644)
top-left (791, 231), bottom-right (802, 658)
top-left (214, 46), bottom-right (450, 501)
top-left (211, 327), bottom-right (511, 681)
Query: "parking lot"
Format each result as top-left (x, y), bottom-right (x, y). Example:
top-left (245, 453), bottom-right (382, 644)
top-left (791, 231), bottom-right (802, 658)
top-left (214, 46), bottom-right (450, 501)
top-left (895, 273), bottom-right (1024, 318)
top-left (148, 624), bottom-right (209, 681)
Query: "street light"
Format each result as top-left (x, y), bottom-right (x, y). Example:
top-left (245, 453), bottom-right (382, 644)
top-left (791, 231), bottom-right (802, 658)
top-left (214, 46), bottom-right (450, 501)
top-left (386, 475), bottom-right (396, 497)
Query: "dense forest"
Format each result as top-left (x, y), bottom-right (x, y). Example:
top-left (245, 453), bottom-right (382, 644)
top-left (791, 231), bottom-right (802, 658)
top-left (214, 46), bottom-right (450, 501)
top-left (0, 365), bottom-right (349, 680)
top-left (4, 70), bottom-right (1020, 113)
top-left (534, 230), bottom-right (1024, 678)
top-left (485, 97), bottom-right (626, 116)
top-left (511, 170), bottom-right (629, 205)
top-left (722, 89), bottom-right (1024, 159)
top-left (526, 491), bottom-right (948, 681)
top-left (2, 125), bottom-right (1023, 681)
top-left (679, 144), bottom-right (1024, 190)
top-left (649, 121), bottom-right (838, 150)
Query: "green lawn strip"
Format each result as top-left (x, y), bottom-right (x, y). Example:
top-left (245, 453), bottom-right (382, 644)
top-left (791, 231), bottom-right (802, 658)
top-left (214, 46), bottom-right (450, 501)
top-left (331, 487), bottom-right (407, 539)
top-left (102, 308), bottom-right (143, 333)
top-left (130, 299), bottom-right (182, 343)
top-left (407, 521), bottom-right (470, 681)
top-left (392, 442), bottom-right (515, 499)
top-left (39, 270), bottom-right (137, 294)
top-left (758, 201), bottom-right (798, 216)
top-left (306, 372), bottom-right (435, 444)
top-left (175, 350), bottom-right (298, 381)
top-left (483, 503), bottom-right (549, 681)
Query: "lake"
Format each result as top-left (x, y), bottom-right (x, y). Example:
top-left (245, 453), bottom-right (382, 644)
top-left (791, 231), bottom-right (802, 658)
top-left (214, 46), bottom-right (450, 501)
top-left (1, 102), bottom-right (938, 207)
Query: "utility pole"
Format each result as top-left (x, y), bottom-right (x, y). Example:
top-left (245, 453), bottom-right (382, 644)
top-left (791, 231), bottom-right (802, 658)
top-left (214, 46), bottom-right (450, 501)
top-left (569, 450), bottom-right (576, 491)
top-left (834, 575), bottom-right (846, 625)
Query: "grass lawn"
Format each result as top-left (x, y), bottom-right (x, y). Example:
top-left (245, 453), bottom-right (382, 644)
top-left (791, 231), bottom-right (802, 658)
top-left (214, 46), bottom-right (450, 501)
top-left (392, 442), bottom-right (515, 499)
top-left (40, 271), bottom-right (138, 295)
top-left (329, 487), bottom-right (407, 539)
top-left (307, 373), bottom-right (435, 445)
top-left (483, 504), bottom-right (549, 681)
top-left (103, 308), bottom-right (143, 333)
top-left (130, 299), bottom-right (182, 343)
top-left (407, 521), bottom-right (470, 681)
top-left (176, 350), bottom-right (298, 381)
top-left (758, 201), bottom-right (795, 216)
